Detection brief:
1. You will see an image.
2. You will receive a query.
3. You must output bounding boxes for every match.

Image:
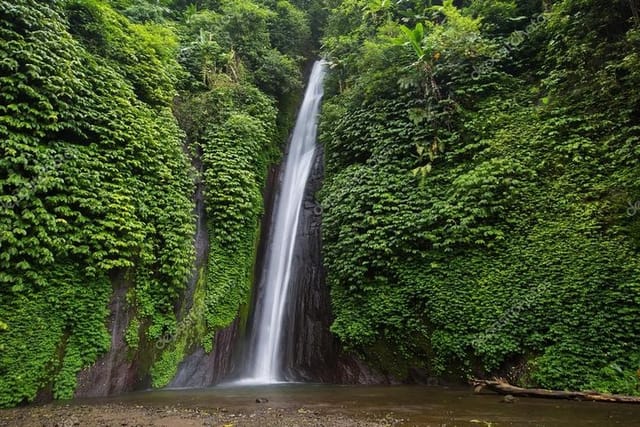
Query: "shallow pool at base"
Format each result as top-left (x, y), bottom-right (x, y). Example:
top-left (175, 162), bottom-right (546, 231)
top-left (71, 384), bottom-right (640, 426)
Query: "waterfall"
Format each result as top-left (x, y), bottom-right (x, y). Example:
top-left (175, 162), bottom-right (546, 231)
top-left (239, 60), bottom-right (327, 384)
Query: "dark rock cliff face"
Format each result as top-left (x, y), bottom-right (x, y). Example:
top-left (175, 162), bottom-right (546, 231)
top-left (168, 319), bottom-right (241, 387)
top-left (75, 275), bottom-right (146, 397)
top-left (280, 144), bottom-right (329, 380)
top-left (180, 147), bottom-right (209, 317)
top-left (168, 162), bottom-right (283, 386)
top-left (166, 142), bottom-right (243, 388)
top-left (178, 142), bottom-right (388, 386)
top-left (75, 143), bottom-right (215, 395)
top-left (278, 146), bottom-right (389, 384)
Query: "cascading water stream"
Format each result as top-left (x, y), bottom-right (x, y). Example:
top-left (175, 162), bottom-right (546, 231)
top-left (239, 61), bottom-right (326, 384)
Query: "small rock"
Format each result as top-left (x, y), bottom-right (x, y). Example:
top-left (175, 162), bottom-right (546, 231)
top-left (255, 397), bottom-right (269, 403)
top-left (501, 394), bottom-right (516, 403)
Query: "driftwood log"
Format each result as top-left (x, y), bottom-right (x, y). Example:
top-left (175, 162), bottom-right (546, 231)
top-left (471, 379), bottom-right (640, 404)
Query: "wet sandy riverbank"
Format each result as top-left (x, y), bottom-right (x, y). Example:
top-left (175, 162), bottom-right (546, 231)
top-left (0, 402), bottom-right (400, 427)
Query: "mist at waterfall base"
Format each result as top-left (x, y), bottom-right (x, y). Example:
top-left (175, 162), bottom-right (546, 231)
top-left (232, 61), bottom-right (327, 385)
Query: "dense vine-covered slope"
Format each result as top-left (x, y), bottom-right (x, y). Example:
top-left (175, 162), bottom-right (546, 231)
top-left (0, 0), bottom-right (314, 407)
top-left (320, 0), bottom-right (640, 393)
top-left (0, 0), bottom-right (195, 406)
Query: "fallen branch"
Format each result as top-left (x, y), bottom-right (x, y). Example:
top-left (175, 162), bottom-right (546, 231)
top-left (471, 379), bottom-right (640, 404)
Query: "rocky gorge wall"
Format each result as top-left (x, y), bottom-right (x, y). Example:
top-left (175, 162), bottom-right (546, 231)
top-left (73, 78), bottom-right (386, 400)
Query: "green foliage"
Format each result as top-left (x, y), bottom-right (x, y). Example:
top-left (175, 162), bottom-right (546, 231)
top-left (147, 0), bottom-right (313, 389)
top-left (202, 110), bottom-right (274, 326)
top-left (320, 0), bottom-right (640, 394)
top-left (176, 0), bottom-right (303, 98)
top-left (122, 0), bottom-right (171, 23)
top-left (465, 0), bottom-right (520, 35)
top-left (253, 49), bottom-right (302, 97)
top-left (259, 0), bottom-right (312, 56)
top-left (0, 0), bottom-right (194, 406)
top-left (172, 85), bottom-right (278, 361)
top-left (65, 0), bottom-right (183, 105)
top-left (0, 0), bottom-right (317, 405)
top-left (399, 22), bottom-right (426, 59)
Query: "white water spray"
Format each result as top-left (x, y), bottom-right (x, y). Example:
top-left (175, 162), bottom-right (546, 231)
top-left (239, 61), bottom-right (326, 384)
